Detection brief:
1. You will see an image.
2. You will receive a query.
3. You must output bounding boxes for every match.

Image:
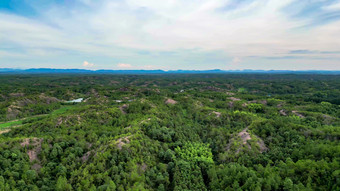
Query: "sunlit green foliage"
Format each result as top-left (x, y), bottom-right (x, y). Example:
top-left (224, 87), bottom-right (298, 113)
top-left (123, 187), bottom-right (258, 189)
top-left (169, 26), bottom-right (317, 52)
top-left (0, 74), bottom-right (339, 190)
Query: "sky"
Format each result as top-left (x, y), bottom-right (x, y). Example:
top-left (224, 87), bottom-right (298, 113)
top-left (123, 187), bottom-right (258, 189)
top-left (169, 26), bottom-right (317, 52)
top-left (0, 0), bottom-right (340, 70)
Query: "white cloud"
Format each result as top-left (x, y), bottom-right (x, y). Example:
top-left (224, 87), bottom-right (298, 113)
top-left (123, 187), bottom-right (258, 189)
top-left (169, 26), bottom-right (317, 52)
top-left (0, 0), bottom-right (340, 69)
top-left (142, 65), bottom-right (155, 69)
top-left (322, 2), bottom-right (340, 11)
top-left (83, 61), bottom-right (94, 67)
top-left (226, 57), bottom-right (242, 70)
top-left (139, 65), bottom-right (168, 70)
top-left (232, 57), bottom-right (241, 64)
top-left (0, 50), bottom-right (25, 58)
top-left (117, 63), bottom-right (132, 68)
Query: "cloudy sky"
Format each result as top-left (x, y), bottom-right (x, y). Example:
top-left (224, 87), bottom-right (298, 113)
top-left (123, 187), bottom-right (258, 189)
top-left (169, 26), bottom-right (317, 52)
top-left (0, 0), bottom-right (340, 70)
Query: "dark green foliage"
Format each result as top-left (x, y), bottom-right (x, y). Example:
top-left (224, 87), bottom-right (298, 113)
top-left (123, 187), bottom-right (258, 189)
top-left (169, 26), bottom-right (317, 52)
top-left (0, 74), bottom-right (339, 190)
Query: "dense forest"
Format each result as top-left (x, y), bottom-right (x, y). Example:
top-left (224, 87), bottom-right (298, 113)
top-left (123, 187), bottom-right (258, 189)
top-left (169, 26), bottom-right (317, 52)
top-left (0, 74), bottom-right (339, 191)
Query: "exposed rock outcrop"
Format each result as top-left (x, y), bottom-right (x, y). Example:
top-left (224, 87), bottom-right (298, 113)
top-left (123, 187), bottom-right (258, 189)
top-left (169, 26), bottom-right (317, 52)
top-left (226, 128), bottom-right (268, 154)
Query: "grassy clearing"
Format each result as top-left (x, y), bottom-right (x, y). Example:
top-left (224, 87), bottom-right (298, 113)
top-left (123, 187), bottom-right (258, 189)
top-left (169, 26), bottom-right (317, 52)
top-left (51, 105), bottom-right (77, 115)
top-left (0, 120), bottom-right (23, 129)
top-left (0, 105), bottom-right (77, 130)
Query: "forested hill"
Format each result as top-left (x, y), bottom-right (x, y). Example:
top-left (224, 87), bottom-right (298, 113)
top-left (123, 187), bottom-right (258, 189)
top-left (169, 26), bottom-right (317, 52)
top-left (0, 74), bottom-right (339, 190)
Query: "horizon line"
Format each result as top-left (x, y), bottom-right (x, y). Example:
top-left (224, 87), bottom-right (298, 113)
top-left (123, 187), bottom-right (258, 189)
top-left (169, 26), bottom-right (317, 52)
top-left (1, 68), bottom-right (340, 72)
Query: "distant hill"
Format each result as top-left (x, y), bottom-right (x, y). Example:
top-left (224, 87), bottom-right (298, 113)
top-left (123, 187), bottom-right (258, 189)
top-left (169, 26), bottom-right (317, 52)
top-left (0, 68), bottom-right (339, 74)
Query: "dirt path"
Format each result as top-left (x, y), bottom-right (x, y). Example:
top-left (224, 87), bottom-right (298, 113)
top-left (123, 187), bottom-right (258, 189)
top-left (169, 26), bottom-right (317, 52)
top-left (0, 129), bottom-right (11, 135)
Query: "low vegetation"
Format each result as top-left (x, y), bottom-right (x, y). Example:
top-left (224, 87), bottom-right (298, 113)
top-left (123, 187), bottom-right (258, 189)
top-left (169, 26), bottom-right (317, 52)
top-left (0, 74), bottom-right (339, 190)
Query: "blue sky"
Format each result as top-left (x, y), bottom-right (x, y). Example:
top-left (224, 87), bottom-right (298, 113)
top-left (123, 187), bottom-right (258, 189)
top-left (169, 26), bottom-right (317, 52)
top-left (0, 0), bottom-right (340, 70)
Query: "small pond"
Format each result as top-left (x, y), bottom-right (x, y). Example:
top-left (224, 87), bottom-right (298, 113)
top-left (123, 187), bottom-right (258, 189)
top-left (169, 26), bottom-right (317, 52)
top-left (66, 98), bottom-right (83, 103)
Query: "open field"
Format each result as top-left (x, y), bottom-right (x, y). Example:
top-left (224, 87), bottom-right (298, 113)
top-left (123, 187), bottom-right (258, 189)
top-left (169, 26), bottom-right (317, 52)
top-left (0, 120), bottom-right (23, 129)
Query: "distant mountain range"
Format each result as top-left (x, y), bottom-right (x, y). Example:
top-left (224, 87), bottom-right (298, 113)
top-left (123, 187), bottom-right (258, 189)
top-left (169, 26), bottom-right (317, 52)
top-left (0, 68), bottom-right (339, 74)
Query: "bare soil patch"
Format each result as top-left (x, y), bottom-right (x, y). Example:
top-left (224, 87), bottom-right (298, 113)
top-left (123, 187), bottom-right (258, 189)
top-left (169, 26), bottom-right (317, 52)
top-left (238, 128), bottom-right (252, 144)
top-left (21, 138), bottom-right (43, 162)
top-left (165, 98), bottom-right (177, 105)
top-left (227, 128), bottom-right (268, 154)
top-left (279, 109), bottom-right (287, 116)
top-left (119, 104), bottom-right (128, 114)
top-left (140, 118), bottom-right (152, 124)
top-left (292, 110), bottom-right (305, 118)
top-left (56, 115), bottom-right (81, 127)
top-left (6, 106), bottom-right (21, 119)
top-left (228, 97), bottom-right (241, 101)
top-left (81, 151), bottom-right (92, 163)
top-left (10, 93), bottom-right (25, 97)
top-left (212, 111), bottom-right (221, 118)
top-left (0, 129), bottom-right (10, 135)
top-left (116, 136), bottom-right (131, 150)
top-left (39, 94), bottom-right (60, 104)
top-left (31, 163), bottom-right (42, 171)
